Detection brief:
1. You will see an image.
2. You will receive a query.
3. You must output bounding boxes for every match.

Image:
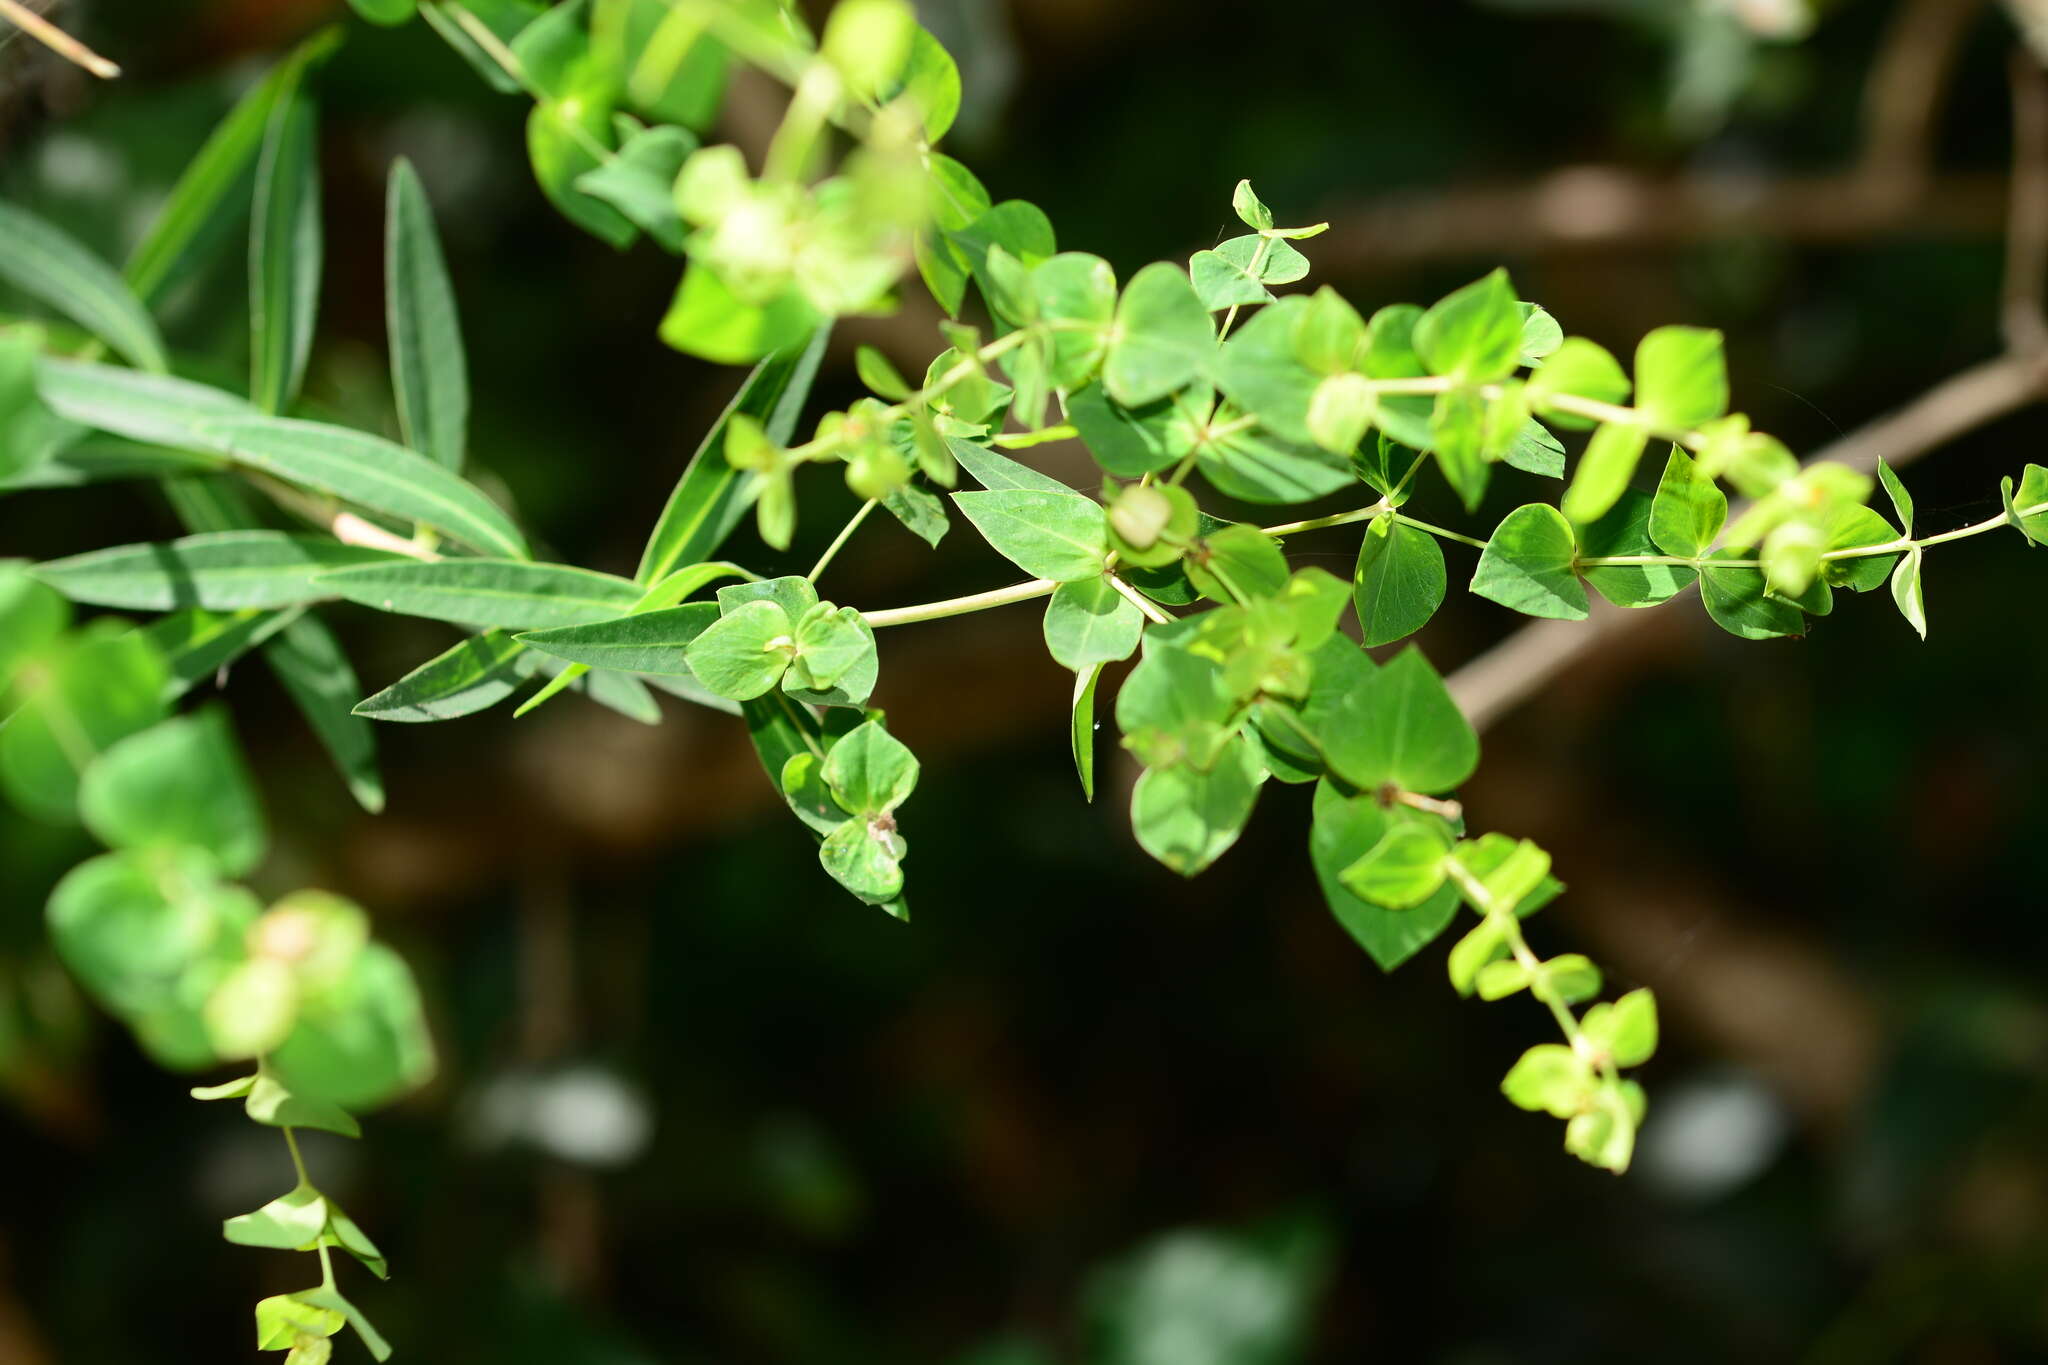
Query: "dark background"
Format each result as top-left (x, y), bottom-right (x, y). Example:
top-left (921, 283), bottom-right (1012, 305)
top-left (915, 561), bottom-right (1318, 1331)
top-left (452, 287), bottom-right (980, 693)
top-left (3, 0), bottom-right (2048, 1361)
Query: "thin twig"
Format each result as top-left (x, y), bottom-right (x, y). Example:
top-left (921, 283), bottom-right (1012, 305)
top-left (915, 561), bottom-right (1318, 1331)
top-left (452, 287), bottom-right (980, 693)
top-left (1448, 52), bottom-right (2048, 733)
top-left (0, 0), bottom-right (118, 79)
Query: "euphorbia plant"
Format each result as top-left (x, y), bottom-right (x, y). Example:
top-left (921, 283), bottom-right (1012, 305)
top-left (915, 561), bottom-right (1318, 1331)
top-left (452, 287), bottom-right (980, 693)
top-left (1, 1), bottom-right (2044, 1359)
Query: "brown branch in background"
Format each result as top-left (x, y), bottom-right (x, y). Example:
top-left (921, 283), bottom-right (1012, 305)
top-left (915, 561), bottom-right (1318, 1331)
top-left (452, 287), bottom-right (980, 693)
top-left (2003, 49), bottom-right (2048, 352)
top-left (1858, 0), bottom-right (1983, 193)
top-left (1449, 45), bottom-right (2048, 733)
top-left (0, 0), bottom-right (117, 78)
top-left (1315, 0), bottom-right (1989, 272)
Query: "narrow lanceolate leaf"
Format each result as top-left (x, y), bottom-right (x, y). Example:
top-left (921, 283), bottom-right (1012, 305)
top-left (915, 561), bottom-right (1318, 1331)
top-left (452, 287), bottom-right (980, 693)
top-left (316, 559), bottom-right (642, 631)
top-left (142, 606), bottom-right (304, 701)
top-left (637, 323), bottom-right (831, 584)
top-left (385, 159), bottom-right (469, 471)
top-left (124, 27), bottom-right (342, 304)
top-left (264, 615), bottom-right (384, 811)
top-left (35, 532), bottom-right (400, 611)
top-left (353, 629), bottom-right (530, 722)
top-left (0, 202), bottom-right (167, 372)
top-left (38, 360), bottom-right (257, 449)
top-left (193, 416), bottom-right (528, 558)
top-left (249, 92), bottom-right (322, 414)
top-left (947, 435), bottom-right (1071, 492)
top-left (518, 602), bottom-right (720, 675)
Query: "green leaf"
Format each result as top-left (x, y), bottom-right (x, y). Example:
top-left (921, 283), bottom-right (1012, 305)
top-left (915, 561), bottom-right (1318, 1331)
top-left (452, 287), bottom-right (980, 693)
top-left (787, 604), bottom-right (874, 695)
top-left (1324, 646), bottom-right (1476, 795)
top-left (1501, 1044), bottom-right (1595, 1119)
top-left (659, 264), bottom-right (819, 363)
top-left (952, 488), bottom-right (1107, 581)
top-left (1189, 234), bottom-right (1308, 311)
top-left (518, 601), bottom-right (719, 677)
top-left (1071, 660), bottom-right (1104, 802)
top-left (1518, 304), bottom-right (1563, 364)
top-left (2010, 463), bottom-right (2048, 545)
top-left (1103, 262), bottom-right (1214, 408)
top-left (142, 606), bottom-right (299, 700)
top-left (350, 0), bottom-right (418, 21)
top-left (948, 436), bottom-right (1070, 493)
top-left (881, 482), bottom-right (949, 547)
top-left (1634, 325), bottom-right (1727, 431)
top-left (1068, 382), bottom-right (1205, 478)
top-left (683, 598), bottom-right (793, 700)
top-left (1042, 574), bottom-right (1144, 671)
top-left (819, 817), bottom-right (906, 905)
top-left (1560, 419), bottom-right (1649, 525)
top-left (352, 629), bottom-right (529, 722)
top-left (295, 1283), bottom-right (392, 1363)
top-left (269, 941), bottom-right (434, 1111)
top-left (1413, 268), bottom-right (1521, 382)
top-left (1501, 417), bottom-right (1566, 479)
top-left (1889, 544), bottom-right (1927, 640)
top-left (1526, 337), bottom-right (1629, 427)
top-left (1185, 523), bottom-right (1288, 604)
top-left (637, 323), bottom-right (829, 584)
top-left (1308, 779), bottom-right (1460, 971)
top-left (206, 958), bottom-right (300, 1060)
top-left (34, 532), bottom-right (398, 611)
top-left (822, 719), bottom-right (919, 815)
top-left (1821, 504), bottom-right (1900, 591)
top-left (263, 615), bottom-right (385, 811)
top-left (124, 28), bottom-right (342, 304)
top-left (1698, 551), bottom-right (1805, 640)
top-left (1, 623), bottom-right (169, 822)
top-left (1583, 988), bottom-right (1658, 1067)
top-left (1647, 446), bottom-right (1724, 557)
top-left (0, 564), bottom-right (71, 689)
top-left (316, 559), bottom-right (641, 630)
top-left (889, 26), bottom-right (961, 140)
top-left (1876, 457), bottom-right (1915, 537)
top-left (1577, 489), bottom-right (1695, 609)
top-left (385, 158), bottom-right (470, 470)
top-left (1198, 428), bottom-right (1351, 505)
top-left (1352, 513), bottom-right (1445, 648)
top-left (79, 708), bottom-right (266, 876)
top-left (1339, 820), bottom-right (1450, 909)
top-left (527, 85), bottom-right (638, 248)
top-left (193, 416), bottom-right (528, 559)
top-left (45, 846), bottom-right (242, 1018)
top-left (1470, 503), bottom-right (1588, 620)
top-left (573, 123), bottom-right (695, 253)
top-left (1212, 295), bottom-right (1318, 446)
top-left (249, 91), bottom-right (322, 413)
top-left (36, 359), bottom-right (257, 450)
top-left (1130, 737), bottom-right (1263, 876)
top-left (0, 202), bottom-right (168, 372)
top-left (1475, 960), bottom-right (1531, 1001)
top-left (1429, 388), bottom-right (1488, 512)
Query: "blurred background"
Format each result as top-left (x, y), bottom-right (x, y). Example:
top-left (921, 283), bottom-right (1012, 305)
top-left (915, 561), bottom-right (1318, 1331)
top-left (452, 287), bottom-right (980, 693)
top-left (4, 0), bottom-right (2048, 1360)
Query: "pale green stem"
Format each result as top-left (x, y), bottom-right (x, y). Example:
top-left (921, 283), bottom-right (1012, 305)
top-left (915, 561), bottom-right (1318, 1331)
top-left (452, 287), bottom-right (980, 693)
top-left (1215, 235), bottom-right (1275, 342)
top-left (862, 576), bottom-right (1057, 628)
top-left (1108, 572), bottom-right (1173, 626)
top-left (807, 498), bottom-right (879, 582)
top-left (1443, 859), bottom-right (1615, 1085)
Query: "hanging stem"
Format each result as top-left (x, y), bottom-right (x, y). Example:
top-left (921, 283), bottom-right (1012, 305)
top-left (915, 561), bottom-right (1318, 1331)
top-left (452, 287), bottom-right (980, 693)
top-left (807, 498), bottom-right (879, 582)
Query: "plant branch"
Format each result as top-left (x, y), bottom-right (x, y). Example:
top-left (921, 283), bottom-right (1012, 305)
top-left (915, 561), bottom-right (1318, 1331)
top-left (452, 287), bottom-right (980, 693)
top-left (0, 0), bottom-right (118, 78)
